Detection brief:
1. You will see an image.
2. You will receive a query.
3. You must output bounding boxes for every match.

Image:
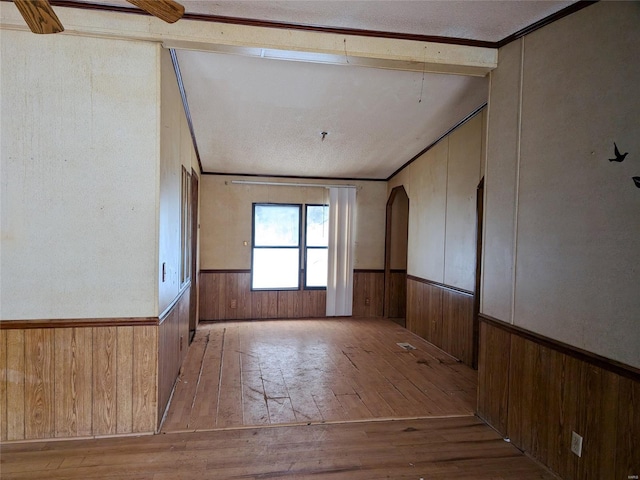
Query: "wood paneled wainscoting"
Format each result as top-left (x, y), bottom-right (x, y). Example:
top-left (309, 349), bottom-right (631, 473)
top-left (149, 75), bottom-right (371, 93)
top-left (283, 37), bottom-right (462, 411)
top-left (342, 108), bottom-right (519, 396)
top-left (0, 284), bottom-right (192, 442)
top-left (386, 269), bottom-right (407, 319)
top-left (478, 316), bottom-right (640, 480)
top-left (199, 270), bottom-right (384, 321)
top-left (158, 284), bottom-right (191, 427)
top-left (406, 275), bottom-right (474, 367)
top-left (0, 319), bottom-right (158, 442)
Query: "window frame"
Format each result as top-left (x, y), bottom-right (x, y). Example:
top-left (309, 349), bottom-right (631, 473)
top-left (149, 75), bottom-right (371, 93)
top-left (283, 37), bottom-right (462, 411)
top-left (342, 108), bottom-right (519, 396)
top-left (303, 203), bottom-right (329, 290)
top-left (251, 202), bottom-right (302, 291)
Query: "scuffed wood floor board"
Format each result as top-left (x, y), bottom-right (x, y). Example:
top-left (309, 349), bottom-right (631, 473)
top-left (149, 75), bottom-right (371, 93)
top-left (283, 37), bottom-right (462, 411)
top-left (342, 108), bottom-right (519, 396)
top-left (162, 318), bottom-right (477, 432)
top-left (0, 416), bottom-right (557, 479)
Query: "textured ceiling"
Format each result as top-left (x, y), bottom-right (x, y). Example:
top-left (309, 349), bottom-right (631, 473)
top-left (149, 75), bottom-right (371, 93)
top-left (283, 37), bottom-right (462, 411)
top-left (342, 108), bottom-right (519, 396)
top-left (178, 50), bottom-right (488, 178)
top-left (68, 0), bottom-right (577, 179)
top-left (80, 0), bottom-right (575, 43)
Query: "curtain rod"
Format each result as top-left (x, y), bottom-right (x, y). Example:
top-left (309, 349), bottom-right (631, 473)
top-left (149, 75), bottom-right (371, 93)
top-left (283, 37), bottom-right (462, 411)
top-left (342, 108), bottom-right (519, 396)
top-left (228, 180), bottom-right (357, 189)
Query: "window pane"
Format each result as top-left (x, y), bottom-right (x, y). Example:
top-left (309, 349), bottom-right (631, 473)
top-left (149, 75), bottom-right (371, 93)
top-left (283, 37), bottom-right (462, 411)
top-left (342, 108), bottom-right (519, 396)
top-left (306, 205), bottom-right (329, 247)
top-left (254, 205), bottom-right (300, 247)
top-left (252, 248), bottom-right (299, 289)
top-left (306, 248), bottom-right (328, 288)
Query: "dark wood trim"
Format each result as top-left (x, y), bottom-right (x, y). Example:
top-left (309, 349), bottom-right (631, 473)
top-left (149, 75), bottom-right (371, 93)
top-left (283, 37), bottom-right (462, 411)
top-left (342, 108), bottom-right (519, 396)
top-left (479, 314), bottom-right (640, 381)
top-left (496, 1), bottom-right (598, 48)
top-left (387, 104), bottom-right (487, 181)
top-left (390, 269), bottom-right (407, 274)
top-left (201, 268), bottom-right (381, 274)
top-left (472, 177), bottom-right (484, 369)
top-left (180, 13), bottom-right (495, 49)
top-left (169, 49), bottom-right (203, 174)
top-left (407, 275), bottom-right (473, 297)
top-left (0, 317), bottom-right (158, 329)
top-left (40, 0), bottom-right (494, 48)
top-left (200, 269), bottom-right (251, 274)
top-left (159, 282), bottom-right (191, 324)
top-left (202, 171), bottom-right (386, 182)
top-left (22, 0), bottom-right (595, 57)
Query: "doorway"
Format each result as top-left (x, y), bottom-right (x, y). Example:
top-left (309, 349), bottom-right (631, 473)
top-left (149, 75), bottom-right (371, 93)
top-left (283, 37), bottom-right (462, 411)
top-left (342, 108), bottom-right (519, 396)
top-left (189, 169), bottom-right (199, 341)
top-left (472, 178), bottom-right (484, 368)
top-left (384, 186), bottom-right (409, 326)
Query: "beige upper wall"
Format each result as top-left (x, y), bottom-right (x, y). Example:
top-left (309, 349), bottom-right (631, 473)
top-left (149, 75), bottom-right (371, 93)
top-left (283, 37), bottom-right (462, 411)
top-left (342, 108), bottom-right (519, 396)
top-left (0, 30), bottom-right (160, 320)
top-left (389, 110), bottom-right (485, 292)
top-left (159, 48), bottom-right (200, 314)
top-left (482, 2), bottom-right (640, 368)
top-left (480, 39), bottom-right (522, 321)
top-left (200, 175), bottom-right (386, 270)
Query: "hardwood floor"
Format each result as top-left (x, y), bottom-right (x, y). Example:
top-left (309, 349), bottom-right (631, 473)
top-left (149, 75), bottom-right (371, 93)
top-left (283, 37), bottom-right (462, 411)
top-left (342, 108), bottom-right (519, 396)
top-left (0, 416), bottom-right (557, 479)
top-left (1, 319), bottom-right (557, 479)
top-left (161, 318), bottom-right (477, 432)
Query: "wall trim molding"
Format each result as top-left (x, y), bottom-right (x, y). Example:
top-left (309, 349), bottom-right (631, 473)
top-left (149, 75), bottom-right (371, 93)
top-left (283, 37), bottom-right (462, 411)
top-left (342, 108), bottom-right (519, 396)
top-left (407, 275), bottom-right (474, 297)
top-left (479, 314), bottom-right (640, 381)
top-left (201, 269), bottom-right (251, 274)
top-left (201, 171), bottom-right (386, 182)
top-left (200, 269), bottom-right (385, 274)
top-left (496, 0), bottom-right (598, 48)
top-left (41, 0), bottom-right (597, 50)
top-left (0, 317), bottom-right (158, 329)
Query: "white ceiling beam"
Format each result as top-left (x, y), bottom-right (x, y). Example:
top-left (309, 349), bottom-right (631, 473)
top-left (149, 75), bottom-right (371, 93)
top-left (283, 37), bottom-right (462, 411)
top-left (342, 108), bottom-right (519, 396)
top-left (1, 4), bottom-right (497, 76)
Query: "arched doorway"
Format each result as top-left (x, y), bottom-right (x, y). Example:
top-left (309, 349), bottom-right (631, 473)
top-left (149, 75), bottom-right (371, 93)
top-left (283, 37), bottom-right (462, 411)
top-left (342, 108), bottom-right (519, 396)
top-left (384, 186), bottom-right (409, 326)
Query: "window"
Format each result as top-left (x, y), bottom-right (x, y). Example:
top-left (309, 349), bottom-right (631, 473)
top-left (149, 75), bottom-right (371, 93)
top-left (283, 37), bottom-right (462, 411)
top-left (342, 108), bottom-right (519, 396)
top-left (305, 204), bottom-right (329, 288)
top-left (252, 204), bottom-right (301, 290)
top-left (251, 203), bottom-right (329, 290)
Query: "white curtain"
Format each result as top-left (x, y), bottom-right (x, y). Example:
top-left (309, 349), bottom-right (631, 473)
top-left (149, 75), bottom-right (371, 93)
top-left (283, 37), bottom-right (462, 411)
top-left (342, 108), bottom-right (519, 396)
top-left (326, 187), bottom-right (356, 316)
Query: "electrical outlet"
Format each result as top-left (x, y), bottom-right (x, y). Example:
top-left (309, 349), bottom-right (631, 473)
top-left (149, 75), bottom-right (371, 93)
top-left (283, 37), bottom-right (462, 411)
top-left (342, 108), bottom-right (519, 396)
top-left (365, 298), bottom-right (370, 306)
top-left (571, 431), bottom-right (583, 457)
top-left (230, 299), bottom-right (237, 309)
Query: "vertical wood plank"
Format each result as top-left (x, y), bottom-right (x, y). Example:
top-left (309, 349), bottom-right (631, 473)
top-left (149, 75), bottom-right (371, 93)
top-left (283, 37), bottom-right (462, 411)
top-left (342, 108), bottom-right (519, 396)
top-left (545, 349), bottom-right (565, 476)
top-left (93, 327), bottom-right (117, 435)
top-left (426, 284), bottom-right (443, 347)
top-left (0, 329), bottom-right (7, 441)
top-left (238, 273), bottom-right (252, 319)
top-left (615, 377), bottom-right (640, 480)
top-left (266, 291), bottom-right (278, 318)
top-left (373, 272), bottom-right (384, 316)
top-left (116, 326), bottom-right (134, 434)
top-left (54, 328), bottom-right (93, 438)
top-left (158, 309), bottom-right (178, 420)
top-left (251, 291), bottom-right (264, 319)
top-left (6, 329), bottom-right (25, 441)
top-left (133, 325), bottom-right (158, 433)
top-left (302, 290), bottom-right (324, 318)
top-left (419, 281), bottom-right (429, 339)
top-left (405, 278), bottom-right (416, 332)
top-left (477, 321), bottom-right (510, 437)
top-left (530, 344), bottom-right (550, 463)
top-left (178, 287), bottom-right (191, 366)
top-left (217, 273), bottom-right (227, 320)
top-left (561, 355), bottom-right (586, 480)
top-left (225, 273), bottom-right (239, 320)
top-left (579, 366), bottom-right (619, 480)
top-left (198, 272), bottom-right (214, 320)
top-left (24, 329), bottom-right (54, 439)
